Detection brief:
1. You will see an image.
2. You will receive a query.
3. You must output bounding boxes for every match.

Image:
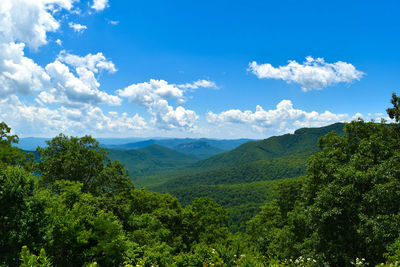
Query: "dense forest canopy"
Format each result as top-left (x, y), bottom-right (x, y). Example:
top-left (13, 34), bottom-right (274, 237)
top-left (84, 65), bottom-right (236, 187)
top-left (1, 94), bottom-right (400, 266)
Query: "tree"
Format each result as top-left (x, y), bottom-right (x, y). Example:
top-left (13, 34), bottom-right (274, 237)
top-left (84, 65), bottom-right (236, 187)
top-left (42, 180), bottom-right (133, 267)
top-left (20, 246), bottom-right (52, 267)
top-left (0, 166), bottom-right (48, 266)
top-left (36, 134), bottom-right (133, 194)
top-left (246, 94), bottom-right (400, 265)
top-left (182, 197), bottom-right (229, 247)
top-left (387, 92), bottom-right (400, 122)
top-left (0, 122), bottom-right (34, 170)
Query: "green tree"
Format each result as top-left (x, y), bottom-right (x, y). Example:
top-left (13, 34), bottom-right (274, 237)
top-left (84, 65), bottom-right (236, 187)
top-left (182, 197), bottom-right (229, 248)
top-left (20, 246), bottom-right (52, 267)
top-left (300, 120), bottom-right (400, 265)
top-left (247, 179), bottom-right (305, 260)
top-left (0, 166), bottom-right (48, 266)
top-left (43, 180), bottom-right (133, 267)
top-left (387, 92), bottom-right (400, 122)
top-left (246, 94), bottom-right (400, 265)
top-left (36, 134), bottom-right (133, 194)
top-left (0, 122), bottom-right (34, 170)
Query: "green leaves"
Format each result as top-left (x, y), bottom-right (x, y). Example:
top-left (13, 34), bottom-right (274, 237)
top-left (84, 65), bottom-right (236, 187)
top-left (20, 246), bottom-right (52, 267)
top-left (387, 92), bottom-right (400, 122)
top-left (36, 134), bottom-right (134, 196)
top-left (0, 166), bottom-right (48, 266)
top-left (0, 122), bottom-right (34, 170)
top-left (183, 197), bottom-right (229, 247)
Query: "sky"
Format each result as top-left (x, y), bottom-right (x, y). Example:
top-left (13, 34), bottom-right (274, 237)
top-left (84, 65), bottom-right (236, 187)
top-left (0, 0), bottom-right (399, 139)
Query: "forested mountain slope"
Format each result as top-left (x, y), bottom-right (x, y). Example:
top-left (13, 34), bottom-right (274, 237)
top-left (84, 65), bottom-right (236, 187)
top-left (107, 144), bottom-right (199, 176)
top-left (138, 122), bottom-right (344, 190)
top-left (192, 122), bottom-right (345, 169)
top-left (154, 152), bottom-right (310, 191)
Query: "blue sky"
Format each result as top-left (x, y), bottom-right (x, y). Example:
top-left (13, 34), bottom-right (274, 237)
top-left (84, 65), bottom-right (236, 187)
top-left (1, 0), bottom-right (399, 138)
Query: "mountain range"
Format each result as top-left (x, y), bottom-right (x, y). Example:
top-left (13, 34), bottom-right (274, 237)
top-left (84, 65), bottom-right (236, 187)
top-left (19, 123), bottom-right (345, 231)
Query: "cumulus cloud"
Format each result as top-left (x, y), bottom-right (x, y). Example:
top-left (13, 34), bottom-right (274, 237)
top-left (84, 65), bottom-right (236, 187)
top-left (178, 79), bottom-right (218, 90)
top-left (118, 79), bottom-right (199, 130)
top-left (0, 42), bottom-right (51, 96)
top-left (0, 0), bottom-right (72, 50)
top-left (118, 79), bottom-right (184, 105)
top-left (248, 56), bottom-right (364, 91)
top-left (58, 51), bottom-right (117, 73)
top-left (150, 100), bottom-right (199, 130)
top-left (207, 100), bottom-right (350, 133)
top-left (0, 95), bottom-right (147, 136)
top-left (91, 0), bottom-right (109, 11)
top-left (40, 52), bottom-right (121, 107)
top-left (0, 0), bottom-right (74, 96)
top-left (68, 22), bottom-right (87, 33)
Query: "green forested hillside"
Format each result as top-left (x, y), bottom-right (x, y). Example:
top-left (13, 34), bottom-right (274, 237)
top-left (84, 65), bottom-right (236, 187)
top-left (135, 123), bottom-right (344, 189)
top-left (149, 152), bottom-right (310, 232)
top-left (164, 177), bottom-right (302, 232)
top-left (107, 144), bottom-right (199, 176)
top-left (154, 152), bottom-right (310, 191)
top-left (192, 122), bottom-right (345, 169)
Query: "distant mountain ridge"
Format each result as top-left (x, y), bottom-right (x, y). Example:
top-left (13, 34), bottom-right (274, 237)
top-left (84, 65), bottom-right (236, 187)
top-left (173, 141), bottom-right (224, 159)
top-left (17, 137), bottom-right (254, 159)
top-left (104, 138), bottom-right (254, 158)
top-left (16, 137), bottom-right (147, 151)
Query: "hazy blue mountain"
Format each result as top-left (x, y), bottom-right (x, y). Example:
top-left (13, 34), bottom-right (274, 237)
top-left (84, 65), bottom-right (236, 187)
top-left (173, 141), bottom-right (224, 159)
top-left (105, 138), bottom-right (254, 156)
top-left (97, 137), bottom-right (147, 146)
top-left (16, 137), bottom-right (50, 151)
top-left (17, 137), bottom-right (148, 151)
top-left (106, 139), bottom-right (158, 149)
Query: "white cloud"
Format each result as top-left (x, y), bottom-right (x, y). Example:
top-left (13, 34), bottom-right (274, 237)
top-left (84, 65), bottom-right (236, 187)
top-left (107, 19), bottom-right (119, 25)
top-left (41, 52), bottom-right (121, 107)
top-left (118, 79), bottom-right (199, 130)
top-left (91, 0), bottom-right (109, 11)
top-left (0, 0), bottom-right (74, 96)
top-left (55, 39), bottom-right (62, 46)
top-left (178, 79), bottom-right (218, 90)
top-left (58, 51), bottom-right (117, 73)
top-left (0, 0), bottom-right (73, 50)
top-left (248, 56), bottom-right (364, 91)
top-left (68, 22), bottom-right (87, 33)
top-left (207, 100), bottom-right (350, 133)
top-left (0, 42), bottom-right (51, 96)
top-left (118, 79), bottom-right (185, 106)
top-left (150, 99), bottom-right (199, 130)
top-left (0, 95), bottom-right (146, 137)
